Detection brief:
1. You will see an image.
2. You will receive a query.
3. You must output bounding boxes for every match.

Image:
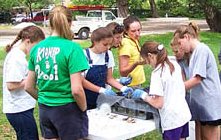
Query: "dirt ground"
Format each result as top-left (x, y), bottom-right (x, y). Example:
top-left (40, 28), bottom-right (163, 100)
top-left (0, 18), bottom-right (209, 46)
top-left (0, 18), bottom-right (209, 36)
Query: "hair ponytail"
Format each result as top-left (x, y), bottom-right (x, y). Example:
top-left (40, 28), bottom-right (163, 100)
top-left (5, 25), bottom-right (45, 53)
top-left (49, 6), bottom-right (73, 40)
top-left (189, 22), bottom-right (200, 39)
top-left (173, 22), bottom-right (200, 40)
top-left (141, 41), bottom-right (174, 75)
top-left (5, 30), bottom-right (22, 53)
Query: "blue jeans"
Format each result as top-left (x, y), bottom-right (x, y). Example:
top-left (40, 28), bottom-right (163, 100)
top-left (6, 108), bottom-right (39, 140)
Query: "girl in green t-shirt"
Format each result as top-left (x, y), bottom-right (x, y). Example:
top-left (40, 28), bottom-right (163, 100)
top-left (25, 5), bottom-right (89, 140)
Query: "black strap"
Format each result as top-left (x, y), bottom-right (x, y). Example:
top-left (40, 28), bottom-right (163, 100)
top-left (105, 52), bottom-right (109, 65)
top-left (86, 48), bottom-right (93, 64)
top-left (86, 48), bottom-right (109, 65)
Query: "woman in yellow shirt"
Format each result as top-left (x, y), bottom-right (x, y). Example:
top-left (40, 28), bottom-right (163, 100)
top-left (118, 16), bottom-right (146, 87)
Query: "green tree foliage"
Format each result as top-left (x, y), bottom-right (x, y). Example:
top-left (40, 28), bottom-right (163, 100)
top-left (157, 0), bottom-right (205, 18)
top-left (71, 0), bottom-right (151, 9)
top-left (187, 0), bottom-right (204, 18)
top-left (157, 0), bottom-right (185, 17)
top-left (71, 0), bottom-right (151, 17)
top-left (0, 0), bottom-right (20, 11)
top-left (19, 0), bottom-right (53, 11)
top-left (0, 0), bottom-right (52, 12)
top-left (17, 0), bottom-right (53, 19)
top-left (2, 0), bottom-right (219, 32)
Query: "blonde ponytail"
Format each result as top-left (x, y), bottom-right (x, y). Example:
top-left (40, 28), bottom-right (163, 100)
top-left (49, 6), bottom-right (73, 40)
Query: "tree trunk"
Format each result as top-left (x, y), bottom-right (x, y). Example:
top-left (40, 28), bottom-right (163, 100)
top-left (26, 0), bottom-right (33, 19)
top-left (116, 0), bottom-right (129, 18)
top-left (149, 0), bottom-right (159, 18)
top-left (204, 4), bottom-right (221, 32)
top-left (29, 4), bottom-right (33, 19)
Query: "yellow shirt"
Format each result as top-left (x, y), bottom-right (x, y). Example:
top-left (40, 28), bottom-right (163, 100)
top-left (118, 37), bottom-right (146, 86)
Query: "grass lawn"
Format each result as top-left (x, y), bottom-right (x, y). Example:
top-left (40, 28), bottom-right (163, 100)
top-left (0, 31), bottom-right (221, 139)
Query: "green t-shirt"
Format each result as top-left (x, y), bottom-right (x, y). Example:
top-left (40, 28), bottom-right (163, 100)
top-left (29, 36), bottom-right (89, 106)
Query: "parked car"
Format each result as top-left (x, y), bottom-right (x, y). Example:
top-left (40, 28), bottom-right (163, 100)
top-left (11, 14), bottom-right (26, 24)
top-left (22, 10), bottom-right (49, 23)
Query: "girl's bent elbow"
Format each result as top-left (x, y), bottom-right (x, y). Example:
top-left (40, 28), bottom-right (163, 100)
top-left (154, 102), bottom-right (164, 109)
top-left (158, 102), bottom-right (164, 109)
top-left (7, 84), bottom-right (16, 91)
top-left (157, 105), bottom-right (163, 109)
top-left (24, 87), bottom-right (30, 94)
top-left (72, 88), bottom-right (84, 95)
top-left (120, 71), bottom-right (128, 77)
top-left (7, 87), bottom-right (14, 91)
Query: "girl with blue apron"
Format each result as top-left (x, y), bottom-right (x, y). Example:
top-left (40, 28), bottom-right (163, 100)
top-left (84, 48), bottom-right (109, 109)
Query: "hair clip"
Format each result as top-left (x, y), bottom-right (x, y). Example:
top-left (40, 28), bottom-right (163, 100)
top-left (157, 44), bottom-right (164, 51)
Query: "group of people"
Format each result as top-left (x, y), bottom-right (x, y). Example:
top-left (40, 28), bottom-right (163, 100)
top-left (2, 5), bottom-right (221, 140)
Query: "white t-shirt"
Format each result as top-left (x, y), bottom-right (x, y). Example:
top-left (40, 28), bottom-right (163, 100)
top-left (83, 49), bottom-right (115, 76)
top-left (3, 47), bottom-right (36, 113)
top-left (149, 58), bottom-right (191, 132)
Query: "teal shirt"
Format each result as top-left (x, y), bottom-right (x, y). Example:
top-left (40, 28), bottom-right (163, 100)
top-left (29, 36), bottom-right (89, 106)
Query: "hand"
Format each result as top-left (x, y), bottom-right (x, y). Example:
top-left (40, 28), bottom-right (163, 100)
top-left (119, 76), bottom-right (132, 86)
top-left (132, 89), bottom-right (147, 100)
top-left (120, 86), bottom-right (133, 97)
top-left (99, 87), bottom-right (116, 96)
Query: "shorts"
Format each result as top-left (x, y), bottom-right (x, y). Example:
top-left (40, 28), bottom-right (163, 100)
top-left (163, 123), bottom-right (189, 140)
top-left (6, 108), bottom-right (39, 140)
top-left (39, 102), bottom-right (88, 140)
top-left (200, 119), bottom-right (221, 126)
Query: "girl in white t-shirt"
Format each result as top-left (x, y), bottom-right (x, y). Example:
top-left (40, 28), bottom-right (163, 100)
top-left (131, 41), bottom-right (191, 140)
top-left (3, 25), bottom-right (45, 140)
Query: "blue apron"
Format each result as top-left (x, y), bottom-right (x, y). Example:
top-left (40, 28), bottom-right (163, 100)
top-left (84, 48), bottom-right (109, 109)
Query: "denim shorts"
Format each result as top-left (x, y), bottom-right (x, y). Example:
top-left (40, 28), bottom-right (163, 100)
top-left (39, 102), bottom-right (88, 140)
top-left (6, 108), bottom-right (39, 140)
top-left (163, 123), bottom-right (189, 140)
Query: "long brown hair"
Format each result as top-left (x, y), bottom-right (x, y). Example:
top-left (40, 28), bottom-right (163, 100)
top-left (49, 5), bottom-right (73, 40)
top-left (123, 15), bottom-right (141, 32)
top-left (5, 25), bottom-right (45, 53)
top-left (141, 41), bottom-right (175, 75)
